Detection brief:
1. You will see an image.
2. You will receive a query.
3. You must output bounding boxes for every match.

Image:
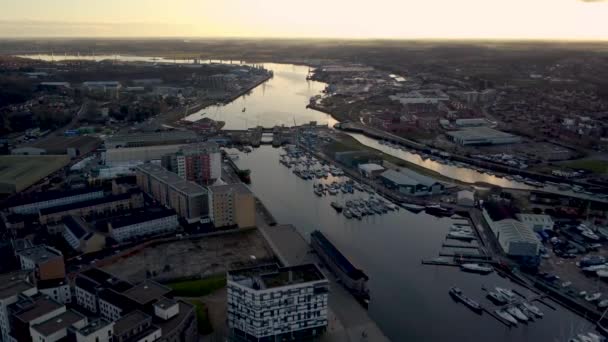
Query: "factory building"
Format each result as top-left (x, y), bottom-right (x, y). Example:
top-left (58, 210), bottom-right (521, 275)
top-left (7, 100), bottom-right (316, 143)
top-left (379, 169), bottom-right (444, 196)
top-left (516, 213), bottom-right (554, 232)
top-left (227, 264), bottom-right (328, 341)
top-left (135, 163), bottom-right (209, 223)
top-left (482, 203), bottom-right (540, 260)
top-left (447, 127), bottom-right (521, 146)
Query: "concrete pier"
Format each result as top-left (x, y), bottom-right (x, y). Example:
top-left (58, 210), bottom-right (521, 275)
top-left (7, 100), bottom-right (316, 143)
top-left (256, 218), bottom-right (390, 342)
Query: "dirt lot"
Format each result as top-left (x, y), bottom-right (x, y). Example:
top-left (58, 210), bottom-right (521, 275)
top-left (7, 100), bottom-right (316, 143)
top-left (103, 229), bottom-right (275, 283)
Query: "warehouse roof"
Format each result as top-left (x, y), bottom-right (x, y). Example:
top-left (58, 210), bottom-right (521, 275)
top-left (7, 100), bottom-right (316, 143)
top-left (358, 163), bottom-right (385, 173)
top-left (380, 169), bottom-right (441, 188)
top-left (447, 127), bottom-right (519, 141)
top-left (493, 219), bottom-right (539, 245)
top-left (0, 155), bottom-right (70, 194)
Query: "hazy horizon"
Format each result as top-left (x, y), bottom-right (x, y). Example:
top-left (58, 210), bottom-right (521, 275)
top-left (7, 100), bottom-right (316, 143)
top-left (2, 0), bottom-right (608, 40)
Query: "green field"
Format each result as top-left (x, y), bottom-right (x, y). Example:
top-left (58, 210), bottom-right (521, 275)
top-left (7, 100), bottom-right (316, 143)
top-left (188, 300), bottom-right (213, 335)
top-left (562, 159), bottom-right (608, 174)
top-left (166, 275), bottom-right (226, 297)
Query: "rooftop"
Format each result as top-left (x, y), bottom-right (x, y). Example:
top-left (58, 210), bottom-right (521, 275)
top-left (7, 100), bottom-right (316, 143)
top-left (494, 219), bottom-right (539, 245)
top-left (153, 301), bottom-right (194, 336)
top-left (109, 208), bottom-right (177, 229)
top-left (76, 267), bottom-right (133, 293)
top-left (105, 131), bottom-right (198, 147)
top-left (208, 183), bottom-right (252, 195)
top-left (74, 318), bottom-right (113, 337)
top-left (0, 272), bottom-right (35, 299)
top-left (447, 127), bottom-right (519, 141)
top-left (14, 297), bottom-right (63, 323)
top-left (123, 280), bottom-right (172, 305)
top-left (113, 310), bottom-right (152, 336)
top-left (39, 191), bottom-right (138, 216)
top-left (311, 231), bottom-right (368, 281)
top-left (179, 141), bottom-right (220, 155)
top-left (380, 168), bottom-right (441, 188)
top-left (63, 215), bottom-right (89, 239)
top-left (17, 245), bottom-right (63, 263)
top-left (31, 310), bottom-right (85, 336)
top-left (98, 289), bottom-right (137, 311)
top-left (228, 263), bottom-right (325, 290)
top-left (153, 297), bottom-right (177, 311)
top-left (358, 163), bottom-right (385, 172)
top-left (136, 163), bottom-right (207, 196)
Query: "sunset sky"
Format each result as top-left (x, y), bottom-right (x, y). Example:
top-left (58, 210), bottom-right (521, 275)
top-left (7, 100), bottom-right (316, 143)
top-left (1, 0), bottom-right (607, 40)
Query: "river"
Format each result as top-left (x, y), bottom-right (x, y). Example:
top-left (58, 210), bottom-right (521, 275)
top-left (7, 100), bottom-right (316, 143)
top-left (22, 55), bottom-right (596, 340)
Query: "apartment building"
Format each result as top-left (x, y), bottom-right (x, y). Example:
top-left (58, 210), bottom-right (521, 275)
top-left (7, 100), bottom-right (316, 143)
top-left (161, 142), bottom-right (222, 185)
top-left (208, 183), bottom-right (255, 228)
top-left (108, 209), bottom-right (179, 243)
top-left (39, 191), bottom-right (144, 225)
top-left (74, 268), bottom-right (133, 315)
top-left (69, 318), bottom-right (114, 342)
top-left (16, 245), bottom-right (66, 281)
top-left (0, 272), bottom-right (38, 342)
top-left (136, 163), bottom-right (209, 223)
top-left (227, 264), bottom-right (329, 341)
top-left (8, 188), bottom-right (105, 215)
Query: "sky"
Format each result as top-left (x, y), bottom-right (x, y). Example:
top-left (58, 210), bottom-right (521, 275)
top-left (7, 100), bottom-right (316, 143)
top-left (1, 0), bottom-right (607, 40)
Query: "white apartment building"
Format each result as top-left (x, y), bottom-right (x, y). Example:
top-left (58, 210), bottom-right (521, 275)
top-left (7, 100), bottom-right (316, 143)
top-left (38, 280), bottom-right (72, 305)
top-left (30, 310), bottom-right (87, 342)
top-left (9, 188), bottom-right (105, 215)
top-left (108, 210), bottom-right (179, 243)
top-left (227, 264), bottom-right (329, 341)
top-left (0, 274), bottom-right (38, 342)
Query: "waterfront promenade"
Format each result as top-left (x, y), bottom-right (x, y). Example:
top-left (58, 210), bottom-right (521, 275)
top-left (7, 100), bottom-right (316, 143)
top-left (256, 216), bottom-right (390, 342)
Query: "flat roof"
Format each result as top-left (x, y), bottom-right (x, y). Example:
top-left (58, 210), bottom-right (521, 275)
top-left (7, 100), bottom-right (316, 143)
top-left (123, 280), bottom-right (171, 305)
top-left (153, 297), bottom-right (177, 310)
top-left (380, 169), bottom-right (440, 188)
top-left (77, 268), bottom-right (133, 293)
top-left (136, 163), bottom-right (207, 196)
top-left (74, 318), bottom-right (113, 337)
top-left (14, 297), bottom-right (63, 323)
top-left (32, 310), bottom-right (85, 336)
top-left (179, 141), bottom-right (220, 155)
top-left (209, 183), bottom-right (252, 195)
top-left (105, 131), bottom-right (197, 146)
top-left (358, 163), bottom-right (385, 172)
top-left (228, 263), bottom-right (325, 290)
top-left (0, 155), bottom-right (70, 194)
top-left (29, 136), bottom-right (101, 153)
top-left (153, 301), bottom-right (194, 336)
top-left (113, 310), bottom-right (151, 336)
top-left (17, 245), bottom-right (62, 263)
top-left (63, 216), bottom-right (89, 239)
top-left (447, 127), bottom-right (519, 140)
top-left (0, 281), bottom-right (35, 300)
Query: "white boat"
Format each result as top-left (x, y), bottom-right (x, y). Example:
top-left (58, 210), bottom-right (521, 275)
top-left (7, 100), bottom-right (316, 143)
top-left (598, 299), bottom-right (608, 308)
top-left (495, 287), bottom-right (516, 302)
top-left (495, 309), bottom-right (518, 325)
top-left (597, 270), bottom-right (608, 278)
top-left (506, 306), bottom-right (528, 321)
top-left (583, 265), bottom-right (608, 272)
top-left (401, 203), bottom-right (425, 212)
top-left (585, 292), bottom-right (602, 302)
top-left (460, 263), bottom-right (494, 274)
top-left (447, 231), bottom-right (475, 241)
top-left (487, 291), bottom-right (508, 305)
top-left (522, 302), bottom-right (543, 317)
top-left (562, 281), bottom-right (572, 288)
top-left (582, 231), bottom-right (601, 241)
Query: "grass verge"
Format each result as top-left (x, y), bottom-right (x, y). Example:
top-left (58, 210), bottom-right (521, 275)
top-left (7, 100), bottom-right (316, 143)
top-left (561, 159), bottom-right (608, 174)
top-left (167, 275), bottom-right (226, 297)
top-left (188, 300), bottom-right (214, 335)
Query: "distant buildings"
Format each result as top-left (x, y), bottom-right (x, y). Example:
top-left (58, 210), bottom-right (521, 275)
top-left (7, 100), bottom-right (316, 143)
top-left (227, 264), bottom-right (328, 341)
top-left (104, 131), bottom-right (198, 149)
top-left (135, 163), bottom-right (209, 223)
top-left (108, 209), bottom-right (179, 242)
top-left (104, 144), bottom-right (184, 167)
top-left (446, 127), bottom-right (521, 146)
top-left (62, 216), bottom-right (106, 253)
top-left (379, 169), bottom-right (444, 196)
top-left (208, 183), bottom-right (255, 228)
top-left (161, 142), bottom-right (222, 185)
